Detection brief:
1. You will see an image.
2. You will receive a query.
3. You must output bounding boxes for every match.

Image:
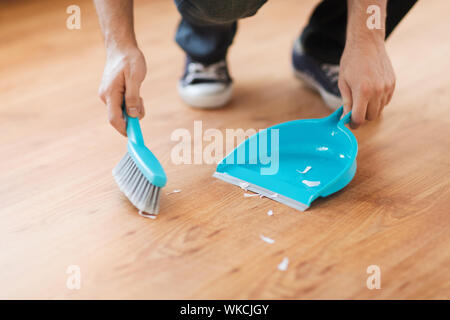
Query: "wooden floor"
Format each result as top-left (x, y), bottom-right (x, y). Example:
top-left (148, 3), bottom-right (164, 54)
top-left (1, 0), bottom-right (449, 299)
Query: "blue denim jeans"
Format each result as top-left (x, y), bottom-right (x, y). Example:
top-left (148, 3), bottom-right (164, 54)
top-left (174, 0), bottom-right (417, 65)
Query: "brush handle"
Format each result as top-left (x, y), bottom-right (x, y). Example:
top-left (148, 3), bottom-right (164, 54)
top-left (122, 101), bottom-right (144, 145)
top-left (126, 116), bottom-right (145, 145)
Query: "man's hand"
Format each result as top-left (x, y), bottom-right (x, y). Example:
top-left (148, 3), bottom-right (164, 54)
top-left (339, 40), bottom-right (395, 128)
top-left (99, 46), bottom-right (146, 136)
top-left (94, 0), bottom-right (146, 136)
top-left (339, 0), bottom-right (395, 128)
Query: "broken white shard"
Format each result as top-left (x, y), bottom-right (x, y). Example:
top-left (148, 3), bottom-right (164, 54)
top-left (239, 182), bottom-right (250, 190)
top-left (167, 189), bottom-right (181, 195)
top-left (296, 166), bottom-right (312, 174)
top-left (260, 235), bottom-right (275, 244)
top-left (244, 192), bottom-right (259, 198)
top-left (317, 146), bottom-right (329, 151)
top-left (138, 210), bottom-right (157, 219)
top-left (302, 180), bottom-right (321, 187)
top-left (267, 210), bottom-right (274, 216)
top-left (278, 257), bottom-right (289, 271)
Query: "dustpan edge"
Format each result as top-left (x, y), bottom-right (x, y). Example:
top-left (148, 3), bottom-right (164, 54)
top-left (213, 172), bottom-right (309, 212)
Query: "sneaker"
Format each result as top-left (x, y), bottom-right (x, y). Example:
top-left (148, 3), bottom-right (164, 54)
top-left (178, 57), bottom-right (233, 109)
top-left (292, 38), bottom-right (343, 109)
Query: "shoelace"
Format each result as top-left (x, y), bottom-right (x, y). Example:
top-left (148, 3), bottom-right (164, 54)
top-left (322, 64), bottom-right (340, 83)
top-left (185, 60), bottom-right (228, 84)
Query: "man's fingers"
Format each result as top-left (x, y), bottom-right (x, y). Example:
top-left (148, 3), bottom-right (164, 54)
top-left (139, 97), bottom-right (145, 120)
top-left (366, 81), bottom-right (383, 120)
top-left (366, 95), bottom-right (381, 121)
top-left (382, 81), bottom-right (395, 111)
top-left (382, 91), bottom-right (393, 112)
top-left (107, 91), bottom-right (127, 136)
top-left (124, 76), bottom-right (144, 119)
top-left (338, 78), bottom-right (352, 115)
top-left (350, 85), bottom-right (369, 129)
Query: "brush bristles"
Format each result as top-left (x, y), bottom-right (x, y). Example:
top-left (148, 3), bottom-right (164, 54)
top-left (113, 153), bottom-right (161, 216)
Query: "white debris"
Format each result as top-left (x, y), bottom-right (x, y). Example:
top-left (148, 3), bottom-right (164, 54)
top-left (317, 146), bottom-right (329, 151)
top-left (138, 211), bottom-right (157, 219)
top-left (296, 166), bottom-right (312, 174)
top-left (267, 210), bottom-right (274, 216)
top-left (258, 193), bottom-right (277, 199)
top-left (339, 154), bottom-right (345, 158)
top-left (243, 192), bottom-right (259, 198)
top-left (260, 235), bottom-right (275, 244)
top-left (302, 180), bottom-right (321, 187)
top-left (278, 257), bottom-right (289, 271)
top-left (167, 189), bottom-right (181, 195)
top-left (239, 182), bottom-right (250, 190)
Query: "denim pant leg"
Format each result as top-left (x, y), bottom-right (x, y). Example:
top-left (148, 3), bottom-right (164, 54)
top-left (174, 0), bottom-right (267, 64)
top-left (175, 19), bottom-right (237, 64)
top-left (301, 0), bottom-right (418, 64)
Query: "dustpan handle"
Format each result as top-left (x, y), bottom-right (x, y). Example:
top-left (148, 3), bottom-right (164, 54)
top-left (338, 109), bottom-right (352, 126)
top-left (122, 100), bottom-right (145, 145)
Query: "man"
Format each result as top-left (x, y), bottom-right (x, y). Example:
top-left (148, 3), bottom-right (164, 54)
top-left (94, 0), bottom-right (416, 135)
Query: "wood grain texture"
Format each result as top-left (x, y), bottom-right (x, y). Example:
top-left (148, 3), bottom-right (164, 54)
top-left (0, 0), bottom-right (449, 299)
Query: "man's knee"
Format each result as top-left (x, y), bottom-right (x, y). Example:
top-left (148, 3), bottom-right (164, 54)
top-left (175, 0), bottom-right (267, 25)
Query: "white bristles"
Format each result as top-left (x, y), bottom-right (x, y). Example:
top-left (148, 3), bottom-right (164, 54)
top-left (113, 153), bottom-right (161, 216)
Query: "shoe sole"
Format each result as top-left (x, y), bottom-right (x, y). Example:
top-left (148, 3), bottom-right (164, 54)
top-left (177, 82), bottom-right (233, 109)
top-left (293, 68), bottom-right (343, 110)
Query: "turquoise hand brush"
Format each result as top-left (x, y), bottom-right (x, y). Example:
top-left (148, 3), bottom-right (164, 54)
top-left (112, 102), bottom-right (167, 217)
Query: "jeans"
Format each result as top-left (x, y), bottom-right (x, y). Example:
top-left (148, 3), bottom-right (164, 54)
top-left (174, 0), bottom-right (417, 65)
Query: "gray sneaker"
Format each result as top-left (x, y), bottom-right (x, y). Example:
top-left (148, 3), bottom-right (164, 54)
top-left (178, 57), bottom-right (233, 109)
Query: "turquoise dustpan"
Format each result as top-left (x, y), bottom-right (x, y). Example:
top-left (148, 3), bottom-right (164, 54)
top-left (213, 106), bottom-right (357, 211)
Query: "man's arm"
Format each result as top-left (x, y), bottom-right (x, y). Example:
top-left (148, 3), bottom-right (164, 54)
top-left (339, 0), bottom-right (395, 128)
top-left (94, 0), bottom-right (146, 136)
